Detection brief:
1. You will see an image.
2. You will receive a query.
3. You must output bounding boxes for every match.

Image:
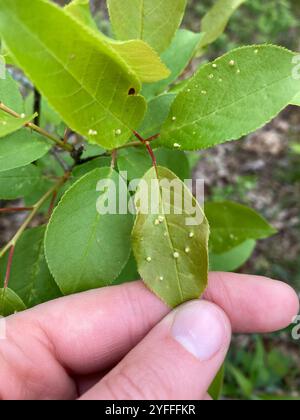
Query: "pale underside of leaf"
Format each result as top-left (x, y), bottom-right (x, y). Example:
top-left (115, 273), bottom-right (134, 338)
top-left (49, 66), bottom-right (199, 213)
top-left (107, 0), bottom-right (187, 54)
top-left (65, 0), bottom-right (170, 83)
top-left (160, 45), bottom-right (300, 151)
top-left (132, 166), bottom-right (209, 308)
top-left (0, 0), bottom-right (146, 149)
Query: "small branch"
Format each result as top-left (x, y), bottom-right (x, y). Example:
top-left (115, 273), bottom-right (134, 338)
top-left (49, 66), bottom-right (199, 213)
top-left (3, 246), bottom-right (15, 289)
top-left (47, 190), bottom-right (58, 219)
top-left (111, 149), bottom-right (117, 169)
top-left (0, 173), bottom-right (70, 260)
top-left (0, 207), bottom-right (33, 214)
top-left (0, 102), bottom-right (74, 153)
top-left (115, 140), bottom-right (141, 151)
top-left (147, 133), bottom-right (160, 142)
top-left (133, 131), bottom-right (158, 171)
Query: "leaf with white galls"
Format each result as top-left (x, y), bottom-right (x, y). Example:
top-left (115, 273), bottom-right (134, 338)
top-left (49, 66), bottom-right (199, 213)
top-left (132, 166), bottom-right (209, 308)
top-left (160, 45), bottom-right (300, 151)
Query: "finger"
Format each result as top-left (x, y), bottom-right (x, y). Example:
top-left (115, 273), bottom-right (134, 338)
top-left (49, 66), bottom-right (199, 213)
top-left (2, 274), bottom-right (297, 399)
top-left (15, 273), bottom-right (298, 376)
top-left (205, 273), bottom-right (299, 333)
top-left (80, 300), bottom-right (231, 400)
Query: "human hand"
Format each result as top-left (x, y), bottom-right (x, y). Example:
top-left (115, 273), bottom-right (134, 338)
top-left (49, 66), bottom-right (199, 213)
top-left (0, 273), bottom-right (298, 400)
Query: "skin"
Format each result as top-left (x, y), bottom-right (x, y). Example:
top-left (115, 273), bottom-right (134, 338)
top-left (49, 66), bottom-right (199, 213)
top-left (0, 272), bottom-right (298, 400)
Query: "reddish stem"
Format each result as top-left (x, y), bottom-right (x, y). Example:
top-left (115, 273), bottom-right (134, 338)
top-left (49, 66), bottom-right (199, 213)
top-left (0, 207), bottom-right (33, 214)
top-left (147, 133), bottom-right (160, 142)
top-left (47, 190), bottom-right (58, 219)
top-left (133, 131), bottom-right (158, 172)
top-left (4, 246), bottom-right (15, 289)
top-left (111, 149), bottom-right (117, 169)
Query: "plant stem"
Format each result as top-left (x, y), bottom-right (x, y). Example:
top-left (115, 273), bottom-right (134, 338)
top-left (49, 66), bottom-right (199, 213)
top-left (47, 190), bottom-right (58, 219)
top-left (0, 207), bottom-right (34, 214)
top-left (0, 102), bottom-right (74, 153)
top-left (111, 149), bottom-right (117, 169)
top-left (0, 173), bottom-right (70, 259)
top-left (133, 131), bottom-right (158, 172)
top-left (3, 246), bottom-right (15, 289)
top-left (115, 140), bottom-right (141, 150)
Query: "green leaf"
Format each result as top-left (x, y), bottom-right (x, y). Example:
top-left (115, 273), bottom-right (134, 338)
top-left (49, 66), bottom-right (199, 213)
top-left (0, 288), bottom-right (26, 317)
top-left (154, 148), bottom-right (190, 181)
top-left (118, 147), bottom-right (151, 181)
top-left (142, 30), bottom-right (202, 99)
top-left (0, 112), bottom-right (37, 138)
top-left (210, 239), bottom-right (256, 272)
top-left (291, 91), bottom-right (300, 106)
top-left (209, 365), bottom-right (225, 400)
top-left (139, 94), bottom-right (176, 138)
top-left (71, 156), bottom-right (111, 181)
top-left (111, 41), bottom-right (170, 84)
top-left (228, 363), bottom-right (253, 399)
top-left (205, 201), bottom-right (276, 254)
top-left (113, 253), bottom-right (139, 285)
top-left (117, 147), bottom-right (190, 181)
top-left (65, 0), bottom-right (170, 84)
top-left (0, 0), bottom-right (146, 149)
top-left (132, 166), bottom-right (209, 308)
top-left (0, 164), bottom-right (42, 199)
top-left (65, 0), bottom-right (98, 30)
top-left (160, 45), bottom-right (300, 151)
top-left (45, 168), bottom-right (134, 295)
top-left (0, 70), bottom-right (23, 112)
top-left (107, 0), bottom-right (187, 54)
top-left (198, 0), bottom-right (246, 53)
top-left (0, 130), bottom-right (51, 173)
top-left (0, 227), bottom-right (62, 308)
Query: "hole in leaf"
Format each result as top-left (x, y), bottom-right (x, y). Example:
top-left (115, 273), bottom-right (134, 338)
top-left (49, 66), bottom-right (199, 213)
top-left (128, 88), bottom-right (136, 95)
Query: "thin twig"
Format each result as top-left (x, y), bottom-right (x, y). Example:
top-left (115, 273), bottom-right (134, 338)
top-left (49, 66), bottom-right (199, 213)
top-left (0, 172), bottom-right (70, 259)
top-left (133, 131), bottom-right (158, 172)
top-left (3, 246), bottom-right (15, 289)
top-left (111, 149), bottom-right (117, 169)
top-left (47, 190), bottom-right (58, 219)
top-left (0, 102), bottom-right (74, 153)
top-left (0, 207), bottom-right (34, 214)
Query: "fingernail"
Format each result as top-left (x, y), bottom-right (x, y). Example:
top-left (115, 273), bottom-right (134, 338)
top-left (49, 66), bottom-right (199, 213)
top-left (171, 301), bottom-right (229, 361)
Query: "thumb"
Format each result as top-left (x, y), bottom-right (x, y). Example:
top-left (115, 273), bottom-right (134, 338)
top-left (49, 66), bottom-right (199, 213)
top-left (81, 300), bottom-right (231, 400)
